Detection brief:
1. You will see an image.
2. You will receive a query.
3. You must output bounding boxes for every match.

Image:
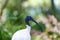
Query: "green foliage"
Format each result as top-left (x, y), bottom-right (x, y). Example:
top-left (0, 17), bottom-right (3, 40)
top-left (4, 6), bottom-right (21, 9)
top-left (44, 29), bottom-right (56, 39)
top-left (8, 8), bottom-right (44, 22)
top-left (0, 0), bottom-right (60, 40)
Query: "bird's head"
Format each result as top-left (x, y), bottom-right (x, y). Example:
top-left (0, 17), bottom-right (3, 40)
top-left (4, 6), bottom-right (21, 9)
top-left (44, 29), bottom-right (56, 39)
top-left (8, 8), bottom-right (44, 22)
top-left (25, 16), bottom-right (40, 26)
top-left (25, 16), bottom-right (33, 21)
top-left (25, 16), bottom-right (43, 32)
top-left (25, 16), bottom-right (39, 24)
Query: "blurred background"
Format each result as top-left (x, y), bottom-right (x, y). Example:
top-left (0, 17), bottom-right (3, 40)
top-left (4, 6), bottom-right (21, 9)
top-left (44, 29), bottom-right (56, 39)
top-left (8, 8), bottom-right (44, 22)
top-left (0, 0), bottom-right (60, 40)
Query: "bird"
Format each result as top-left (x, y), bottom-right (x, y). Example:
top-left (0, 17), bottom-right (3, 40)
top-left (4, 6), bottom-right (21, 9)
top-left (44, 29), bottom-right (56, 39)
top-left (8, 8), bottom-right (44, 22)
top-left (11, 16), bottom-right (43, 40)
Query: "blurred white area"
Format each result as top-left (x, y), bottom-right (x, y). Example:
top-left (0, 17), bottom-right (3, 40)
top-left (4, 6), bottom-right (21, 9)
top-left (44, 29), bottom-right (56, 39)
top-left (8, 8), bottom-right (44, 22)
top-left (54, 34), bottom-right (57, 38)
top-left (1, 9), bottom-right (7, 23)
top-left (22, 0), bottom-right (51, 7)
top-left (28, 0), bottom-right (44, 7)
top-left (54, 0), bottom-right (60, 10)
top-left (0, 0), bottom-right (2, 2)
top-left (22, 1), bottom-right (29, 8)
top-left (22, 0), bottom-right (44, 7)
top-left (29, 9), bottom-right (36, 16)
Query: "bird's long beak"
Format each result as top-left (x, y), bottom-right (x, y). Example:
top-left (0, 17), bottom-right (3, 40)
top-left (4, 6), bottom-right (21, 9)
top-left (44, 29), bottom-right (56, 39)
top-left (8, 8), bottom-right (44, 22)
top-left (31, 18), bottom-right (43, 32)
